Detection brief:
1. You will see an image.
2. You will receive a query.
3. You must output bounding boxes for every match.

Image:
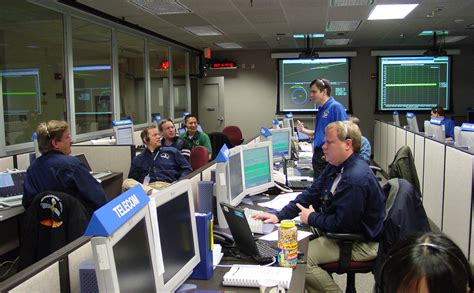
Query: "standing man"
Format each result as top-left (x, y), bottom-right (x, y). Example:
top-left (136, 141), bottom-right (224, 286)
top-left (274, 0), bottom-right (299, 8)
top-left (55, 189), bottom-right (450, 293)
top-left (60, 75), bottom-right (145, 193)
top-left (180, 114), bottom-right (212, 160)
top-left (431, 105), bottom-right (455, 140)
top-left (158, 118), bottom-right (191, 161)
top-left (23, 120), bottom-right (107, 214)
top-left (296, 79), bottom-right (348, 178)
top-left (254, 121), bottom-right (385, 293)
top-left (123, 126), bottom-right (192, 194)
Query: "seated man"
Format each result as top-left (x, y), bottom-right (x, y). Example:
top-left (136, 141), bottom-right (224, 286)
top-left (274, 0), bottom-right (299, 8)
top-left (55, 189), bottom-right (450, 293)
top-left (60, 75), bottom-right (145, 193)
top-left (158, 118), bottom-right (191, 161)
top-left (180, 114), bottom-right (212, 160)
top-left (431, 105), bottom-right (455, 141)
top-left (23, 120), bottom-right (107, 214)
top-left (123, 125), bottom-right (192, 194)
top-left (349, 116), bottom-right (371, 163)
top-left (255, 121), bottom-right (385, 293)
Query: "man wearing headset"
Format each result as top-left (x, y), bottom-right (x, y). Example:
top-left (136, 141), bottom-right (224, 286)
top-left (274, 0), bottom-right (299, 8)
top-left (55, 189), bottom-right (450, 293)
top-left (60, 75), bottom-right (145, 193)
top-left (23, 120), bottom-right (107, 214)
top-left (158, 118), bottom-right (191, 161)
top-left (296, 79), bottom-right (348, 178)
top-left (123, 125), bottom-right (192, 194)
top-left (254, 121), bottom-right (385, 293)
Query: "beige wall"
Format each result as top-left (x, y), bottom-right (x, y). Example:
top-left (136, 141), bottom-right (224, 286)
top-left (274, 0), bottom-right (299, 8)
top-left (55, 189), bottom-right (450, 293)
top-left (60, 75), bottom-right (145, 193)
top-left (206, 46), bottom-right (474, 144)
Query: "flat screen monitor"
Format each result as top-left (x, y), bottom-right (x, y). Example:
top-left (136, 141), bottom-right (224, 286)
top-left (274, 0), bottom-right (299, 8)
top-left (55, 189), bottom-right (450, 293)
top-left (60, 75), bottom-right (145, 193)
top-left (424, 121), bottom-right (433, 137)
top-left (406, 113), bottom-right (419, 133)
top-left (270, 127), bottom-right (292, 161)
top-left (283, 117), bottom-right (295, 139)
top-left (431, 123), bottom-right (446, 142)
top-left (241, 141), bottom-right (274, 196)
top-left (454, 126), bottom-right (462, 144)
top-left (227, 146), bottom-right (245, 206)
top-left (91, 206), bottom-right (159, 292)
top-left (278, 58), bottom-right (350, 113)
top-left (393, 111), bottom-right (400, 126)
top-left (148, 179), bottom-right (200, 292)
top-left (460, 127), bottom-right (474, 151)
top-left (114, 125), bottom-right (134, 145)
top-left (377, 56), bottom-right (451, 111)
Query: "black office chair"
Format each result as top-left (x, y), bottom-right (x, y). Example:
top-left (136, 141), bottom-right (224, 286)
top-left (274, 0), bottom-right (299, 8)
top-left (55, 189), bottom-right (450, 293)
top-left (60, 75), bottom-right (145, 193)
top-left (320, 178), bottom-right (431, 293)
top-left (18, 191), bottom-right (90, 270)
top-left (208, 132), bottom-right (231, 160)
top-left (388, 145), bottom-right (420, 193)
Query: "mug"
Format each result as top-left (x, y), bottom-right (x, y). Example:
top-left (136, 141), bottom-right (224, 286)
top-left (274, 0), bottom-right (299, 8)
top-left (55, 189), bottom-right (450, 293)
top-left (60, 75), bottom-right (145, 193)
top-left (258, 279), bottom-right (285, 293)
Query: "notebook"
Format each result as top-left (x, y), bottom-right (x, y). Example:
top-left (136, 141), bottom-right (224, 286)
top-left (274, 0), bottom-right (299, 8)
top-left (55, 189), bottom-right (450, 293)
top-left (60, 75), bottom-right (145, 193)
top-left (222, 265), bottom-right (292, 289)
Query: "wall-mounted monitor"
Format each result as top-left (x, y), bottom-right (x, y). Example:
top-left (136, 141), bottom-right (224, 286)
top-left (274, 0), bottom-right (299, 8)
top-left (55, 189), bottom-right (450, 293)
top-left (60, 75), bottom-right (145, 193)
top-left (148, 179), bottom-right (200, 292)
top-left (377, 56), bottom-right (451, 111)
top-left (91, 206), bottom-right (160, 292)
top-left (277, 58), bottom-right (350, 113)
top-left (241, 141), bottom-right (274, 196)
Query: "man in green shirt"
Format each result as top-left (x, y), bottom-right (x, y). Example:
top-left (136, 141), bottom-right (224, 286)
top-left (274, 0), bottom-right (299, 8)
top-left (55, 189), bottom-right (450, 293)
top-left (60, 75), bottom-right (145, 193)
top-left (180, 114), bottom-right (212, 160)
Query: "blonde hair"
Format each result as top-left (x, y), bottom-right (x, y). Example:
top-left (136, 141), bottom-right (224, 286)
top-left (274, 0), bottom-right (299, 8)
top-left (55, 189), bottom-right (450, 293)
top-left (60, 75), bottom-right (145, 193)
top-left (37, 120), bottom-right (69, 154)
top-left (326, 121), bottom-right (361, 153)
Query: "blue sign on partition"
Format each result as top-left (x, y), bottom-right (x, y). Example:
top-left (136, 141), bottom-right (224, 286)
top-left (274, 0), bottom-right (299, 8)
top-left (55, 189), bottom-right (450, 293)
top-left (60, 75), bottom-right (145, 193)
top-left (260, 127), bottom-right (271, 137)
top-left (272, 119), bottom-right (279, 126)
top-left (406, 112), bottom-right (415, 119)
top-left (84, 185), bottom-right (149, 236)
top-left (285, 112), bottom-right (293, 118)
top-left (112, 119), bottom-right (133, 126)
top-left (215, 144), bottom-right (230, 163)
top-left (393, 111), bottom-right (399, 115)
top-left (430, 117), bottom-right (442, 125)
top-left (461, 123), bottom-right (474, 132)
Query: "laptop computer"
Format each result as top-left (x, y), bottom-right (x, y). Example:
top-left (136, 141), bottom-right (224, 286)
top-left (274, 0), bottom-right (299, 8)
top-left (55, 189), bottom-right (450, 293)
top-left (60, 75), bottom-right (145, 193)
top-left (0, 171), bottom-right (26, 207)
top-left (74, 153), bottom-right (111, 180)
top-left (220, 202), bottom-right (278, 264)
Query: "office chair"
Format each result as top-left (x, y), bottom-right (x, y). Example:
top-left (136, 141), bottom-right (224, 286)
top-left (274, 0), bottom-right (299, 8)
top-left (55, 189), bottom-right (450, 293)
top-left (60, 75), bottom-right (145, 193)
top-left (320, 178), bottom-right (430, 293)
top-left (190, 146), bottom-right (209, 171)
top-left (222, 125), bottom-right (244, 147)
top-left (18, 191), bottom-right (90, 270)
top-left (208, 132), bottom-right (231, 160)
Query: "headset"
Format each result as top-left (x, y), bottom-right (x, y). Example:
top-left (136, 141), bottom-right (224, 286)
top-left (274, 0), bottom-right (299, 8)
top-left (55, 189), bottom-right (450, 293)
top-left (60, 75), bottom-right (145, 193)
top-left (378, 242), bottom-right (473, 293)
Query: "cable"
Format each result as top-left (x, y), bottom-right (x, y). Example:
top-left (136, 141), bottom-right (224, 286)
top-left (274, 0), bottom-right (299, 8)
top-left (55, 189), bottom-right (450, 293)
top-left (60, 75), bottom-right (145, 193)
top-left (0, 257), bottom-right (19, 279)
top-left (215, 257), bottom-right (277, 268)
top-left (274, 182), bottom-right (293, 193)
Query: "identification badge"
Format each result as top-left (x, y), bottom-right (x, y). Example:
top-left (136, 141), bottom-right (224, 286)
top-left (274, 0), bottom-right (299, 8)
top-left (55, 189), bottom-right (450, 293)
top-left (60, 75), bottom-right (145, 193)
top-left (143, 175), bottom-right (150, 185)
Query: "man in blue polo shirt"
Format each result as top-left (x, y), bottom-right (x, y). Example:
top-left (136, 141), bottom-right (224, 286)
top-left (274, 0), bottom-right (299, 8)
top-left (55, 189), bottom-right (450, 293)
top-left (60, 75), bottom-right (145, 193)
top-left (297, 78), bottom-right (348, 178)
top-left (431, 105), bottom-right (455, 141)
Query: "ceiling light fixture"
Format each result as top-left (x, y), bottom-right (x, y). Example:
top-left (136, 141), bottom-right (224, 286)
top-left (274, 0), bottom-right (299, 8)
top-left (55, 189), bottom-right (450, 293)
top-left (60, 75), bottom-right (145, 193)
top-left (183, 26), bottom-right (223, 36)
top-left (128, 0), bottom-right (191, 15)
top-left (368, 4), bottom-right (418, 20)
top-left (215, 42), bottom-right (242, 49)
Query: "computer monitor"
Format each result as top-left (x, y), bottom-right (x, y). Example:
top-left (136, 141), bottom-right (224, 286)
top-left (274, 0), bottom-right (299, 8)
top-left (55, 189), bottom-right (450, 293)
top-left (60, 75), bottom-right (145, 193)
top-left (406, 112), bottom-right (419, 133)
top-left (283, 117), bottom-right (295, 138)
top-left (460, 123), bottom-right (474, 150)
top-left (148, 179), bottom-right (200, 292)
top-left (91, 205), bottom-right (160, 292)
top-left (424, 120), bottom-right (433, 137)
top-left (431, 124), bottom-right (446, 142)
top-left (241, 141), bottom-right (274, 196)
top-left (113, 120), bottom-right (135, 145)
top-left (268, 128), bottom-right (291, 161)
top-left (226, 146), bottom-right (245, 206)
top-left (393, 111), bottom-right (400, 126)
top-left (454, 126), bottom-right (462, 144)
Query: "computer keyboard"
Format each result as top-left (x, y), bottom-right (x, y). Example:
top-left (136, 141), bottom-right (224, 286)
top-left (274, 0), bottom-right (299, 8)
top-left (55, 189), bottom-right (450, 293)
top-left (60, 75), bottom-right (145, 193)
top-left (243, 208), bottom-right (264, 234)
top-left (255, 240), bottom-right (278, 259)
top-left (92, 171), bottom-right (112, 180)
top-left (0, 194), bottom-right (23, 207)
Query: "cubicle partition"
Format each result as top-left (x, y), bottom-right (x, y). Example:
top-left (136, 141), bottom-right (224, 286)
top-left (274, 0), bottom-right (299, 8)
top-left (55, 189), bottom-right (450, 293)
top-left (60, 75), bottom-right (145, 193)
top-left (374, 119), bottom-right (474, 260)
top-left (0, 156), bottom-right (14, 171)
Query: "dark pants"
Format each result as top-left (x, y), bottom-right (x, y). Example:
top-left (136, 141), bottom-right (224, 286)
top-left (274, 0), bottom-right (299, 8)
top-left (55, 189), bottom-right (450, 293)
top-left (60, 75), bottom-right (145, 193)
top-left (312, 147), bottom-right (327, 179)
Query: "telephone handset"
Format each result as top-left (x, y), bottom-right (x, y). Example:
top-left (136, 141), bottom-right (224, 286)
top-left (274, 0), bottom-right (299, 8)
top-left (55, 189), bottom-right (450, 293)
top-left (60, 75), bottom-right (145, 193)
top-left (214, 231), bottom-right (234, 246)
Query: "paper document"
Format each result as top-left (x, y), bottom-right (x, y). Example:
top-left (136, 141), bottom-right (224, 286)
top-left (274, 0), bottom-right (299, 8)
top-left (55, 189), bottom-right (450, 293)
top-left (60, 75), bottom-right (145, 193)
top-left (257, 192), bottom-right (301, 211)
top-left (213, 244), bottom-right (223, 268)
top-left (299, 143), bottom-right (313, 152)
top-left (259, 230), bottom-right (313, 242)
top-left (299, 151), bottom-right (313, 158)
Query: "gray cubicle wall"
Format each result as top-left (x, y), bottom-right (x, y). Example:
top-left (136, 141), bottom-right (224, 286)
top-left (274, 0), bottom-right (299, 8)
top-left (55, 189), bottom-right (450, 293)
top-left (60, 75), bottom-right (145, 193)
top-left (386, 124), bottom-right (397, 170)
top-left (373, 121), bottom-right (381, 166)
top-left (443, 147), bottom-right (473, 257)
top-left (414, 135), bottom-right (425, 195)
top-left (406, 131), bottom-right (415, 159)
top-left (16, 153), bottom-right (32, 171)
top-left (395, 127), bottom-right (406, 152)
top-left (379, 123), bottom-right (388, 172)
top-left (0, 156), bottom-right (14, 171)
top-left (70, 144), bottom-right (135, 181)
top-left (422, 139), bottom-right (446, 230)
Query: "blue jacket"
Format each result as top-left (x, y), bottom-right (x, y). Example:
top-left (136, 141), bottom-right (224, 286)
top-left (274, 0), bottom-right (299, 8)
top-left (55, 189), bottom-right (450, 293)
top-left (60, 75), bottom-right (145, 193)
top-left (276, 153), bottom-right (385, 240)
top-left (23, 151), bottom-right (107, 213)
top-left (359, 136), bottom-right (372, 162)
top-left (313, 97), bottom-right (348, 148)
top-left (441, 117), bottom-right (455, 139)
top-left (128, 146), bottom-right (192, 184)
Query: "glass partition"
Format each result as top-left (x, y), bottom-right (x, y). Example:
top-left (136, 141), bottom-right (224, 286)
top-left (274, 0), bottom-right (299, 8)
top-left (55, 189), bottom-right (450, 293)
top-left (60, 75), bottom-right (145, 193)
top-left (148, 41), bottom-right (170, 120)
top-left (172, 50), bottom-right (187, 118)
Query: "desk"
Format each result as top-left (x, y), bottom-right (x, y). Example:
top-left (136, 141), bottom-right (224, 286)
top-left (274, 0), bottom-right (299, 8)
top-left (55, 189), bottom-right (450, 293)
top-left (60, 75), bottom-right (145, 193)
top-left (100, 172), bottom-right (123, 201)
top-left (189, 237), bottom-right (308, 292)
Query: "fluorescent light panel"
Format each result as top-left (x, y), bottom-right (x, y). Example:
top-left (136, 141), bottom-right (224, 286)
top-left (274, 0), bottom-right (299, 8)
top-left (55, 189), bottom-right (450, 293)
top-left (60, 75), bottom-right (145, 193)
top-left (418, 30), bottom-right (449, 36)
top-left (326, 20), bottom-right (361, 32)
top-left (293, 34), bottom-right (325, 38)
top-left (128, 0), bottom-right (191, 15)
top-left (368, 4), bottom-right (418, 20)
top-left (215, 42), bottom-right (242, 49)
top-left (330, 0), bottom-right (373, 6)
top-left (183, 26), bottom-right (223, 36)
top-left (324, 38), bottom-right (351, 46)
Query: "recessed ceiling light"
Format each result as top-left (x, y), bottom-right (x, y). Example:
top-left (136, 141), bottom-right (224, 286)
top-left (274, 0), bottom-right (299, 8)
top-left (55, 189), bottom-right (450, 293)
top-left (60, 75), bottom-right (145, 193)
top-left (441, 36), bottom-right (467, 43)
top-left (183, 26), bottom-right (223, 36)
top-left (330, 0), bottom-right (373, 6)
top-left (418, 30), bottom-right (448, 36)
top-left (293, 34), bottom-right (325, 38)
top-left (326, 21), bottom-right (361, 32)
top-left (215, 42), bottom-right (242, 49)
top-left (128, 0), bottom-right (191, 15)
top-left (324, 38), bottom-right (351, 46)
top-left (368, 4), bottom-right (418, 20)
